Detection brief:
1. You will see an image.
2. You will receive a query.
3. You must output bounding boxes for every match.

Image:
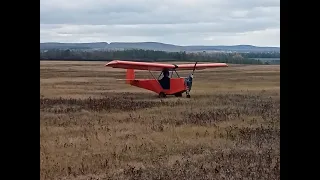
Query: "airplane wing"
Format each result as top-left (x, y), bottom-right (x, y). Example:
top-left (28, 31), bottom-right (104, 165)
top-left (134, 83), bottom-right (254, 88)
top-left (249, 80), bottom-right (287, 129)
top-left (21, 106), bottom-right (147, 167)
top-left (175, 63), bottom-right (228, 70)
top-left (105, 60), bottom-right (175, 71)
top-left (105, 60), bottom-right (228, 71)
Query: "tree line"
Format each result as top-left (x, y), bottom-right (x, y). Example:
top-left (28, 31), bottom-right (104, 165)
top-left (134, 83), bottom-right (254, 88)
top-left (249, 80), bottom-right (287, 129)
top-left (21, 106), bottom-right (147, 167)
top-left (40, 49), bottom-right (280, 65)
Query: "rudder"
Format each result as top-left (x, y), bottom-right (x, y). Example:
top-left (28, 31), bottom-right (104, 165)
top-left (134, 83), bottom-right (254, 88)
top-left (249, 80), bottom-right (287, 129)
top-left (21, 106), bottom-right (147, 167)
top-left (126, 69), bottom-right (135, 84)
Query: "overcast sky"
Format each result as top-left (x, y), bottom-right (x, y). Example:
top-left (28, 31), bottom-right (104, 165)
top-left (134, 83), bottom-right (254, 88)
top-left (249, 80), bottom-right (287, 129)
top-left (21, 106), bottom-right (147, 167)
top-left (40, 0), bottom-right (280, 47)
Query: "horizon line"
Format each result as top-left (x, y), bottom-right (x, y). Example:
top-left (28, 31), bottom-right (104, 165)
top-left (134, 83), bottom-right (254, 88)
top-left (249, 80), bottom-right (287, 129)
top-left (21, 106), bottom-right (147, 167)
top-left (40, 41), bottom-right (280, 48)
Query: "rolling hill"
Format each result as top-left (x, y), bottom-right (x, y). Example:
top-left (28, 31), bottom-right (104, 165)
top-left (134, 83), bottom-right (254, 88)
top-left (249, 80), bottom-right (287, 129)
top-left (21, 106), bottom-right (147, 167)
top-left (40, 42), bottom-right (280, 53)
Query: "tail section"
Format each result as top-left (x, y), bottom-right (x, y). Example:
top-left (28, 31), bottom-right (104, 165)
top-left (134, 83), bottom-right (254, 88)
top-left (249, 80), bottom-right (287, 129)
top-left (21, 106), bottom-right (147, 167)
top-left (126, 69), bottom-right (135, 84)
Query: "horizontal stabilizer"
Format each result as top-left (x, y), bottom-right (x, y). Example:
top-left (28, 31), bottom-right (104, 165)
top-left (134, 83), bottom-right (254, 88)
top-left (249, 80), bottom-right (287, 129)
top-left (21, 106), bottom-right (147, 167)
top-left (116, 79), bottom-right (137, 81)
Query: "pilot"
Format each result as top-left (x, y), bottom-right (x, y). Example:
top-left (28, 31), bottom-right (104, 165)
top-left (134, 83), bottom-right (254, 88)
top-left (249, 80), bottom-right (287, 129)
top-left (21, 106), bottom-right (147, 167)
top-left (162, 69), bottom-right (170, 79)
top-left (160, 69), bottom-right (170, 89)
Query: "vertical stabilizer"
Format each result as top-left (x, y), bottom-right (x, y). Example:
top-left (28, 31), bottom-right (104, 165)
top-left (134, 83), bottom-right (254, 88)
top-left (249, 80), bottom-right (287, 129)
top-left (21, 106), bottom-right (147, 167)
top-left (126, 69), bottom-right (135, 84)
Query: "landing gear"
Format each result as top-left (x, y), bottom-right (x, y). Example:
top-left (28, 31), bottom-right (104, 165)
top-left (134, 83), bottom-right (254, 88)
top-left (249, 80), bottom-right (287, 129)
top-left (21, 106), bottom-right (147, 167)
top-left (185, 88), bottom-right (191, 98)
top-left (159, 92), bottom-right (191, 98)
top-left (158, 92), bottom-right (166, 98)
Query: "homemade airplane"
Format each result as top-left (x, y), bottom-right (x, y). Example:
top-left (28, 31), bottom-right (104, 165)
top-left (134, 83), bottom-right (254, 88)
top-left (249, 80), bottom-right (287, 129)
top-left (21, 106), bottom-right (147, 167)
top-left (105, 60), bottom-right (228, 98)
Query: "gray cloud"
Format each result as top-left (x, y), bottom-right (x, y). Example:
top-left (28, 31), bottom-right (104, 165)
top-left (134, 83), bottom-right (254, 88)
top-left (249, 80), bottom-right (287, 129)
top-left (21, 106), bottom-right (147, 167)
top-left (40, 0), bottom-right (280, 46)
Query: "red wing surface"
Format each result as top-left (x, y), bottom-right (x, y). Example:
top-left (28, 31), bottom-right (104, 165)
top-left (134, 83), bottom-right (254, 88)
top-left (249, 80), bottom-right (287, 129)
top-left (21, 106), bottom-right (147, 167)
top-left (176, 63), bottom-right (228, 70)
top-left (105, 60), bottom-right (175, 71)
top-left (106, 60), bottom-right (228, 71)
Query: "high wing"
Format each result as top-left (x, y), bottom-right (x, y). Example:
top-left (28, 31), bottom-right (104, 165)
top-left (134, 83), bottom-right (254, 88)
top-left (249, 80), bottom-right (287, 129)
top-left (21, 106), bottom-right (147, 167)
top-left (105, 60), bottom-right (228, 71)
top-left (106, 60), bottom-right (175, 71)
top-left (175, 63), bottom-right (228, 70)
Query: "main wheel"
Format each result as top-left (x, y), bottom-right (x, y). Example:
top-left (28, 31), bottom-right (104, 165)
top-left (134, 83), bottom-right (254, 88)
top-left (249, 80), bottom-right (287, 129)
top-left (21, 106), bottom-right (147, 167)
top-left (159, 92), bottom-right (166, 98)
top-left (174, 92), bottom-right (183, 97)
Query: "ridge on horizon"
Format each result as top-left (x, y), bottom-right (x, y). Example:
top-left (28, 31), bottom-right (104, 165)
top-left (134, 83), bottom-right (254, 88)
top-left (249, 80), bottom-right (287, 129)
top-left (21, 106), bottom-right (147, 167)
top-left (40, 41), bottom-right (280, 52)
top-left (40, 41), bottom-right (280, 48)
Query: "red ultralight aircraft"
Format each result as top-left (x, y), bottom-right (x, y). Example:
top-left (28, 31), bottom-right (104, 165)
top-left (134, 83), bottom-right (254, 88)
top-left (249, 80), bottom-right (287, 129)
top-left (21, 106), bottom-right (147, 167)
top-left (105, 60), bottom-right (228, 98)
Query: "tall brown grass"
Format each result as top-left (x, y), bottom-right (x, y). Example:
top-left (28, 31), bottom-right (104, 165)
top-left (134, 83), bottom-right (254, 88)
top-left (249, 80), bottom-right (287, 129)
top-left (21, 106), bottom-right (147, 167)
top-left (40, 61), bottom-right (280, 180)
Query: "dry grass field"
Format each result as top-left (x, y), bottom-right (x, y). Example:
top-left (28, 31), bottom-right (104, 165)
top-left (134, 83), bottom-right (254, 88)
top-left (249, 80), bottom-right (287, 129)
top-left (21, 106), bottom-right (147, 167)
top-left (40, 61), bottom-right (280, 180)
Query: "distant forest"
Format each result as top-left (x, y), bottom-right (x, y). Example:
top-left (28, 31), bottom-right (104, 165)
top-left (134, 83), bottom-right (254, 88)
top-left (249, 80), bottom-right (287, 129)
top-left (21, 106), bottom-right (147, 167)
top-left (40, 49), bottom-right (280, 65)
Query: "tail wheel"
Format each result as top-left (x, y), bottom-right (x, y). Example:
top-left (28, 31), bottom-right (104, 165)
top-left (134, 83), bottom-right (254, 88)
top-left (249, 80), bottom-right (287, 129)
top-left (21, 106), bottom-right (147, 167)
top-left (159, 92), bottom-right (166, 98)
